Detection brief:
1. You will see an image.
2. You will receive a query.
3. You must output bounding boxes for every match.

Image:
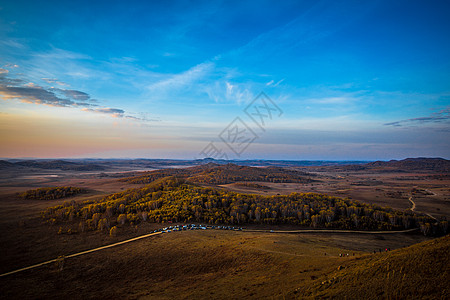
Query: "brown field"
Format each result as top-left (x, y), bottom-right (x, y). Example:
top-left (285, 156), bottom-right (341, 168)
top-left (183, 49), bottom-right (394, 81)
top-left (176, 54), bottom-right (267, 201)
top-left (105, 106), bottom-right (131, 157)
top-left (0, 165), bottom-right (448, 299)
top-left (222, 168), bottom-right (450, 220)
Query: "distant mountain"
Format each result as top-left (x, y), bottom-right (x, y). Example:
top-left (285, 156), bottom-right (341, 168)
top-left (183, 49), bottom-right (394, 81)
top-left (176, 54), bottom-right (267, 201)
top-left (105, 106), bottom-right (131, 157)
top-left (193, 158), bottom-right (370, 167)
top-left (4, 157), bottom-right (448, 173)
top-left (0, 160), bottom-right (15, 169)
top-left (14, 159), bottom-right (76, 169)
top-left (13, 160), bottom-right (105, 171)
top-left (365, 157), bottom-right (450, 172)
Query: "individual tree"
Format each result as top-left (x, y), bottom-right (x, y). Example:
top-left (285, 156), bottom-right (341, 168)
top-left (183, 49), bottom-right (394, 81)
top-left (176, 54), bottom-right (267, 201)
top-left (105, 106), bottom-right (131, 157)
top-left (117, 214), bottom-right (127, 225)
top-left (110, 226), bottom-right (118, 237)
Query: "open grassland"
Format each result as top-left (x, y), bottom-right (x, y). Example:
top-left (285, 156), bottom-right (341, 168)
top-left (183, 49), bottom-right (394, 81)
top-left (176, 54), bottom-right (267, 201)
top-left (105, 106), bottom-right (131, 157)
top-left (1, 228), bottom-right (440, 299)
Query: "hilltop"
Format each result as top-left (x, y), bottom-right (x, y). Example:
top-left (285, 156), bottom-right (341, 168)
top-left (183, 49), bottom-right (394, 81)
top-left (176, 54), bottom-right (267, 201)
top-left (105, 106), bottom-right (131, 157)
top-left (366, 157), bottom-right (450, 173)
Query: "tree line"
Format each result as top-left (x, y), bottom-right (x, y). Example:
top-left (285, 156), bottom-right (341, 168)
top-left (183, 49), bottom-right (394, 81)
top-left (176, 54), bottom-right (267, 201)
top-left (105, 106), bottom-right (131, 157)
top-left (20, 186), bottom-right (86, 200)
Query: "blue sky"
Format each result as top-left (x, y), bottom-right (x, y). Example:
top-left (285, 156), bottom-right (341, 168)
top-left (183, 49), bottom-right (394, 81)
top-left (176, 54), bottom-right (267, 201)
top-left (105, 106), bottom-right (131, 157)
top-left (0, 0), bottom-right (449, 159)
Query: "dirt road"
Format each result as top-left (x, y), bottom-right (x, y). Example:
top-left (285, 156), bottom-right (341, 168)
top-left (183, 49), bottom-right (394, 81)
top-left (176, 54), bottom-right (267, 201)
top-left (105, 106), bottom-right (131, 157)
top-left (0, 231), bottom-right (162, 278)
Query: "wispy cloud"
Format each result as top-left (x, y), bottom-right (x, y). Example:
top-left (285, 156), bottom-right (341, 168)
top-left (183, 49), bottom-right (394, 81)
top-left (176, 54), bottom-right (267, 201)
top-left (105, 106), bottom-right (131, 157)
top-left (265, 79), bottom-right (286, 87)
top-left (4, 64), bottom-right (19, 68)
top-left (384, 107), bottom-right (450, 127)
top-left (24, 48), bottom-right (109, 81)
top-left (80, 108), bottom-right (158, 122)
top-left (143, 2), bottom-right (373, 106)
top-left (144, 60), bottom-right (258, 105)
top-left (0, 85), bottom-right (76, 106)
top-left (55, 88), bottom-right (90, 101)
top-left (204, 80), bottom-right (255, 105)
top-left (42, 78), bottom-right (69, 86)
top-left (147, 61), bottom-right (215, 92)
top-left (33, 48), bottom-right (91, 60)
top-left (309, 96), bottom-right (358, 105)
top-left (225, 2), bottom-right (376, 63)
top-left (0, 71), bottom-right (155, 122)
top-left (81, 107), bottom-right (125, 118)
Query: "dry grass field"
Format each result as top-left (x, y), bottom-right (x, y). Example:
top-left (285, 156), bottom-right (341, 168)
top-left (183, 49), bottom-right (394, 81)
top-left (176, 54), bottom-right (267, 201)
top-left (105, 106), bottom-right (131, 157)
top-left (0, 226), bottom-right (437, 299)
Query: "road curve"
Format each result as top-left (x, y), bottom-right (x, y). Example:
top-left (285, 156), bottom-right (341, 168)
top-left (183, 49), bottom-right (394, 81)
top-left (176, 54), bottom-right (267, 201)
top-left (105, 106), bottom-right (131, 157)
top-left (0, 231), bottom-right (162, 278)
top-left (409, 195), bottom-right (438, 222)
top-left (409, 196), bottom-right (416, 211)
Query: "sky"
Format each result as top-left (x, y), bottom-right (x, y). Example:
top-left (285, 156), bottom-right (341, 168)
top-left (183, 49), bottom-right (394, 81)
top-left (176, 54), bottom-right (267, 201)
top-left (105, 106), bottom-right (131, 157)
top-left (0, 0), bottom-right (449, 160)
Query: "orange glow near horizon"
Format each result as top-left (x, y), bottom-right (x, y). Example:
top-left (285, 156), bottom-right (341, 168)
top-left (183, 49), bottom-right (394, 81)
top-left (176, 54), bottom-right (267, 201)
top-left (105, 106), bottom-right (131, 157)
top-left (0, 112), bottom-right (174, 158)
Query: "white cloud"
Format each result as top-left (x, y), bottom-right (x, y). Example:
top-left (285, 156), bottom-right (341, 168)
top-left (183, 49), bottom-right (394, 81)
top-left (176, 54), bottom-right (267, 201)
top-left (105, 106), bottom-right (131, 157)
top-left (309, 96), bottom-right (357, 104)
top-left (147, 61), bottom-right (215, 92)
top-left (81, 107), bottom-right (125, 118)
top-left (273, 79), bottom-right (285, 86)
top-left (205, 80), bottom-right (254, 105)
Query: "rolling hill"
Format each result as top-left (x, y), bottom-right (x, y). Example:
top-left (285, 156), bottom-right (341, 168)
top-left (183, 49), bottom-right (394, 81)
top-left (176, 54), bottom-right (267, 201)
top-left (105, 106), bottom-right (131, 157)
top-left (3, 159), bottom-right (106, 171)
top-left (366, 157), bottom-right (450, 173)
top-left (121, 163), bottom-right (314, 184)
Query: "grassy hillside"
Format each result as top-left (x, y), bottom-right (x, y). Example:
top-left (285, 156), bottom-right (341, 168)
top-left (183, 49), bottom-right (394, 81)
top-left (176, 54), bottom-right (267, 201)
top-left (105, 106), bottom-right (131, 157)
top-left (295, 234), bottom-right (450, 299)
top-left (1, 229), bottom-right (446, 299)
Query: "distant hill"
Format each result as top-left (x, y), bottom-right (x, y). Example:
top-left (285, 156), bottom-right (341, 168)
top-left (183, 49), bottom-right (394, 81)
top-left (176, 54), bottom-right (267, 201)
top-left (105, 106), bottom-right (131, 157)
top-left (193, 158), bottom-right (370, 167)
top-left (12, 160), bottom-right (105, 171)
top-left (298, 234), bottom-right (450, 299)
top-left (0, 160), bottom-right (15, 169)
top-left (366, 157), bottom-right (450, 172)
top-left (121, 163), bottom-right (314, 184)
top-left (3, 157), bottom-right (448, 173)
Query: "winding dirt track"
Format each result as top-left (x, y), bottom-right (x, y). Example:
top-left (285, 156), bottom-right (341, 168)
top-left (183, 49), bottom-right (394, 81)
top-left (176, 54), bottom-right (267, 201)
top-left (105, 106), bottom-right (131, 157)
top-left (409, 196), bottom-right (416, 211)
top-left (409, 194), bottom-right (437, 222)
